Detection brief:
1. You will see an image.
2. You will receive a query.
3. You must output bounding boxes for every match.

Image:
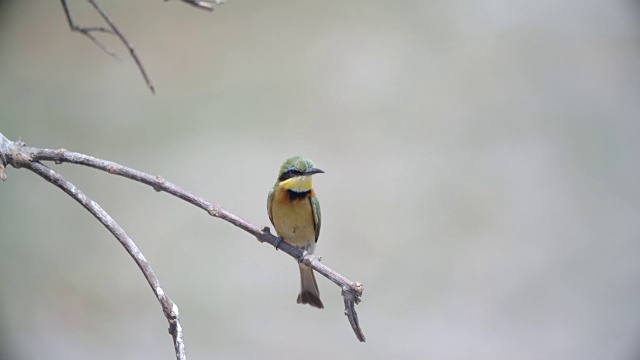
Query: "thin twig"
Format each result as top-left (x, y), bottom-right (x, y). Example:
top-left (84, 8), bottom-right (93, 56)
top-left (171, 0), bottom-right (223, 11)
top-left (60, 0), bottom-right (120, 60)
top-left (0, 142), bottom-right (186, 359)
top-left (61, 0), bottom-right (224, 93)
top-left (0, 133), bottom-right (366, 343)
top-left (60, 0), bottom-right (153, 93)
top-left (86, 0), bottom-right (155, 94)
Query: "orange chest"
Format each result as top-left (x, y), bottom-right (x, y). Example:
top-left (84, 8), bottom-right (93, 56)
top-left (270, 189), bottom-right (317, 247)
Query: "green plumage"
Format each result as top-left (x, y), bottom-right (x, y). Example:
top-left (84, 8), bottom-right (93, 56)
top-left (278, 156), bottom-right (317, 177)
top-left (310, 195), bottom-right (321, 242)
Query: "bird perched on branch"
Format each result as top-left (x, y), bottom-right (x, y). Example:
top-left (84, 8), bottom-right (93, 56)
top-left (267, 156), bottom-right (325, 309)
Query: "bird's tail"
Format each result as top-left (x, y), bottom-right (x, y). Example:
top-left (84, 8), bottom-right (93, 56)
top-left (297, 263), bottom-right (324, 309)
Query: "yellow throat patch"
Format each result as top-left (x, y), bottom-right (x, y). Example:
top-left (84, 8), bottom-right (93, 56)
top-left (279, 175), bottom-right (313, 192)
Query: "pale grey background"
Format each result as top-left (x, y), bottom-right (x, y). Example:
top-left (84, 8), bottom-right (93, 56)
top-left (1, 1), bottom-right (639, 359)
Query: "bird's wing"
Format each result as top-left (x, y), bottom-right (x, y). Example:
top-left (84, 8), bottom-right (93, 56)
top-left (267, 186), bottom-right (275, 227)
top-left (310, 194), bottom-right (321, 242)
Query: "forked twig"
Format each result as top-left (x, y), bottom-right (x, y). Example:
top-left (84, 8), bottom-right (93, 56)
top-left (1, 136), bottom-right (186, 359)
top-left (60, 0), bottom-right (119, 60)
top-left (89, 0), bottom-right (156, 94)
top-left (85, 0), bottom-right (155, 93)
top-left (0, 133), bottom-right (367, 351)
top-left (61, 0), bottom-right (152, 91)
top-left (30, 162), bottom-right (186, 359)
top-left (61, 0), bottom-right (224, 93)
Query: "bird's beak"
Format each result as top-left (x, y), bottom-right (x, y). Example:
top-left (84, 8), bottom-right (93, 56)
top-left (304, 167), bottom-right (325, 176)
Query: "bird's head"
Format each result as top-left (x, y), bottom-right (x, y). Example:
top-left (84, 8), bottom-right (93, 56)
top-left (276, 156), bottom-right (324, 192)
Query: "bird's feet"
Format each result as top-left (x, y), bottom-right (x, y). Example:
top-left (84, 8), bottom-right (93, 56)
top-left (274, 236), bottom-right (284, 250)
top-left (298, 250), bottom-right (308, 262)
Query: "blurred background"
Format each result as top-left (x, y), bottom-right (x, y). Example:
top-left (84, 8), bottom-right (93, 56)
top-left (1, 0), bottom-right (640, 359)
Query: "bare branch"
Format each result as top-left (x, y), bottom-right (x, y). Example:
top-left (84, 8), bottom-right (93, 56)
top-left (0, 133), bottom-right (366, 343)
top-left (61, 0), bottom-right (224, 93)
top-left (60, 0), bottom-right (120, 60)
top-left (171, 0), bottom-right (223, 11)
top-left (85, 0), bottom-right (155, 93)
top-left (61, 0), bottom-right (155, 93)
top-left (0, 136), bottom-right (186, 359)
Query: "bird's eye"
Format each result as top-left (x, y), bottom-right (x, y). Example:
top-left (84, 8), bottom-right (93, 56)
top-left (279, 169), bottom-right (299, 181)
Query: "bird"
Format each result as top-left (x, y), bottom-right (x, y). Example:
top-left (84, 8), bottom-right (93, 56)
top-left (267, 156), bottom-right (325, 309)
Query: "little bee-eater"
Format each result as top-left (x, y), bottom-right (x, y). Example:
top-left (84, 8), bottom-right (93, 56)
top-left (267, 156), bottom-right (325, 309)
